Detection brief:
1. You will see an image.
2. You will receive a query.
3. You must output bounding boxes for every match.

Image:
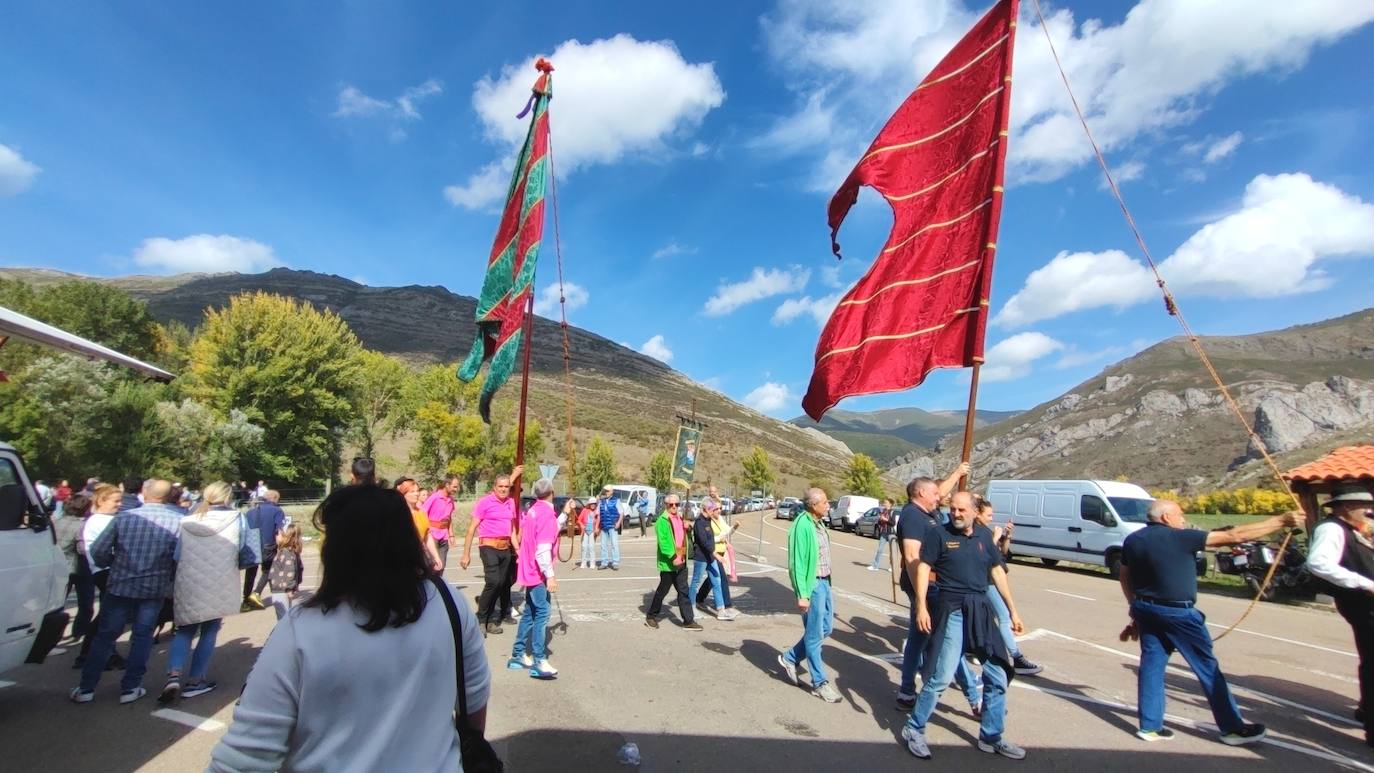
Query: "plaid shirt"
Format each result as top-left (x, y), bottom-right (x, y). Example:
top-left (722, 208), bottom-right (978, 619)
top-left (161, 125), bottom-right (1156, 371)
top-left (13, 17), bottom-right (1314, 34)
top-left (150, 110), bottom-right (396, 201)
top-left (90, 503), bottom-right (183, 599)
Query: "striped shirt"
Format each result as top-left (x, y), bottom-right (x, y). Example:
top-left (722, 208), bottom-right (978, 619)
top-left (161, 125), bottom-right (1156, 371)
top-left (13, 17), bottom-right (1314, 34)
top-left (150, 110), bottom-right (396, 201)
top-left (814, 518), bottom-right (832, 578)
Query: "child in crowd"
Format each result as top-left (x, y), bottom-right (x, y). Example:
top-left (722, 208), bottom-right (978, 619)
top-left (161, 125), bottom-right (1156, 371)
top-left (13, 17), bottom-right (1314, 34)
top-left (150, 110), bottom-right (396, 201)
top-left (268, 525), bottom-right (305, 619)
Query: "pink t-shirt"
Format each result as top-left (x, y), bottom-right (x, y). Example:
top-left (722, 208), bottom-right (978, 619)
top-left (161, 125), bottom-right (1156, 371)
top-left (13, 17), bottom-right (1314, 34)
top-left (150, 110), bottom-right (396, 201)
top-left (516, 500), bottom-right (559, 587)
top-left (421, 491), bottom-right (456, 541)
top-left (472, 492), bottom-right (515, 539)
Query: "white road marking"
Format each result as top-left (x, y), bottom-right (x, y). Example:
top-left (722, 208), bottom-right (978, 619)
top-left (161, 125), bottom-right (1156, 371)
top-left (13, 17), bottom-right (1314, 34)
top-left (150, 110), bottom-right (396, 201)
top-left (1039, 629), bottom-right (1360, 729)
top-left (151, 708), bottom-right (227, 732)
top-left (0, 680), bottom-right (15, 689)
top-left (1015, 627), bottom-right (1050, 643)
top-left (1204, 622), bottom-right (1356, 658)
top-left (1044, 589), bottom-right (1095, 601)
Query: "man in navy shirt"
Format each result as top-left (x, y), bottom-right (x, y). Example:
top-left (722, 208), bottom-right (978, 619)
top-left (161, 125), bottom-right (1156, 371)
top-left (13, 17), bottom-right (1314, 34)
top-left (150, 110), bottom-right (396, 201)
top-left (1120, 499), bottom-right (1300, 745)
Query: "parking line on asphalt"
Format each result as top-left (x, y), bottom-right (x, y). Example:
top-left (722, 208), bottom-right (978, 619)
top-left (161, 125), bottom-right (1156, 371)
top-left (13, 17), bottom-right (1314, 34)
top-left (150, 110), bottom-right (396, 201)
top-left (1010, 681), bottom-right (1374, 773)
top-left (151, 708), bottom-right (227, 732)
top-left (0, 679), bottom-right (14, 689)
top-left (1204, 622), bottom-right (1356, 658)
top-left (1044, 589), bottom-right (1095, 601)
top-left (1039, 629), bottom-right (1360, 729)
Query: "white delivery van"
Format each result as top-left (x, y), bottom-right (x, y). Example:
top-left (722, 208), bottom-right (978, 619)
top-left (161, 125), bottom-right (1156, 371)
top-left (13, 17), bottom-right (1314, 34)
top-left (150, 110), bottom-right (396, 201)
top-left (985, 479), bottom-right (1155, 577)
top-left (611, 484), bottom-right (659, 528)
top-left (0, 442), bottom-right (69, 675)
top-left (829, 495), bottom-right (881, 531)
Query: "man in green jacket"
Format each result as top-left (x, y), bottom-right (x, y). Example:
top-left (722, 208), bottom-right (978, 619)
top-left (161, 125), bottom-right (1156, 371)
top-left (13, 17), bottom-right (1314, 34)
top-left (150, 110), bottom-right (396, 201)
top-left (779, 488), bottom-right (840, 703)
top-left (645, 495), bottom-right (703, 631)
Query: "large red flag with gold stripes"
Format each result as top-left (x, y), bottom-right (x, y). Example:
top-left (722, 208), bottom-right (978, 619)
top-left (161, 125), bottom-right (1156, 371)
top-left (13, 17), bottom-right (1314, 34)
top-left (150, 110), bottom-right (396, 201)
top-left (802, 0), bottom-right (1018, 421)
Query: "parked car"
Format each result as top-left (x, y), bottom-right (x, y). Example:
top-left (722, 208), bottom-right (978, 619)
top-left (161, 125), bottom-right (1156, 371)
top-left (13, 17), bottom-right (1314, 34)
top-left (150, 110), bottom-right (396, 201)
top-left (853, 507), bottom-right (887, 537)
top-left (776, 497), bottom-right (802, 520)
top-left (827, 495), bottom-right (880, 531)
top-left (986, 479), bottom-right (1158, 578)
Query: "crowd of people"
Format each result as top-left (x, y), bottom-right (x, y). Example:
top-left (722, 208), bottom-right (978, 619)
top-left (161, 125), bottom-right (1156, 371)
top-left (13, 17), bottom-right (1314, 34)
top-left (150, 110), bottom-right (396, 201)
top-left (40, 456), bottom-right (1374, 768)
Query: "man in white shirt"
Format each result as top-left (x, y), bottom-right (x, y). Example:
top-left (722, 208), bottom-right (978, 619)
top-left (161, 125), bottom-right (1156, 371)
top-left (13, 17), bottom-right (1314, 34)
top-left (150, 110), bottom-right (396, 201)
top-left (1305, 486), bottom-right (1374, 747)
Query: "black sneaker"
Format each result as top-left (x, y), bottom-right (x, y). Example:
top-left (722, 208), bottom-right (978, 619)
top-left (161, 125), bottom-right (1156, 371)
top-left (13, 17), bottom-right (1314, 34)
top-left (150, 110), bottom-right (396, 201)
top-left (1013, 654), bottom-right (1043, 676)
top-left (157, 678), bottom-right (181, 705)
top-left (1136, 728), bottom-right (1175, 742)
top-left (1219, 723), bottom-right (1266, 746)
top-left (896, 691), bottom-right (917, 711)
top-left (644, 617), bottom-right (659, 629)
top-left (181, 681), bottom-right (217, 699)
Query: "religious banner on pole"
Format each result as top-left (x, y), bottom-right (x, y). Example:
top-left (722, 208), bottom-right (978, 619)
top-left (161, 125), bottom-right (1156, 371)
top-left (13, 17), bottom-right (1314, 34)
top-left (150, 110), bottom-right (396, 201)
top-left (670, 422), bottom-right (702, 490)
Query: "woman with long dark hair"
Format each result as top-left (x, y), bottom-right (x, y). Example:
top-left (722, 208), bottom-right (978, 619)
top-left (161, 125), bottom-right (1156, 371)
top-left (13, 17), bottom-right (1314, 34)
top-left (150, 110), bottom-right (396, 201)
top-left (210, 484), bottom-right (491, 772)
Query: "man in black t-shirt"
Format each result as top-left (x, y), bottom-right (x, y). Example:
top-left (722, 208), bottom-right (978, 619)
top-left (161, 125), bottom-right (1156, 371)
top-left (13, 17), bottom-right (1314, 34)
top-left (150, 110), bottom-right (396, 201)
top-left (1121, 499), bottom-right (1299, 746)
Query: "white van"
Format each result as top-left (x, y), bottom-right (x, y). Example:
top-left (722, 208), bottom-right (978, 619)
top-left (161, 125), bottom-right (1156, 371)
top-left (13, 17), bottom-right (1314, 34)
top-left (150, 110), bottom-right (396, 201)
top-left (610, 484), bottom-right (658, 528)
top-left (0, 442), bottom-right (69, 675)
top-left (828, 495), bottom-right (881, 531)
top-left (985, 479), bottom-right (1155, 577)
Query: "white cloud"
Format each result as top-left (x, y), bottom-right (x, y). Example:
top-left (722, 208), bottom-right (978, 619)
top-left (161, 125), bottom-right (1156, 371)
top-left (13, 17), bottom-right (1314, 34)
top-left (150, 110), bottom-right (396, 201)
top-left (1157, 172), bottom-right (1374, 297)
top-left (0, 143), bottom-right (40, 196)
top-left (333, 79), bottom-right (443, 122)
top-left (704, 266), bottom-right (810, 316)
top-left (757, 1), bottom-right (1374, 188)
top-left (1054, 345), bottom-right (1128, 370)
top-left (772, 291), bottom-right (843, 326)
top-left (743, 381), bottom-right (795, 413)
top-left (997, 172), bottom-right (1374, 323)
top-left (1204, 131), bottom-right (1243, 163)
top-left (980, 332), bottom-right (1064, 383)
top-left (651, 240), bottom-right (697, 260)
top-left (443, 161), bottom-right (508, 211)
top-left (1103, 160), bottom-right (1146, 189)
top-left (533, 281), bottom-right (589, 318)
top-left (639, 334), bottom-right (674, 363)
top-left (698, 375), bottom-right (724, 392)
top-left (470, 35), bottom-right (724, 174)
top-left (995, 249), bottom-right (1157, 327)
top-left (132, 235), bottom-right (281, 274)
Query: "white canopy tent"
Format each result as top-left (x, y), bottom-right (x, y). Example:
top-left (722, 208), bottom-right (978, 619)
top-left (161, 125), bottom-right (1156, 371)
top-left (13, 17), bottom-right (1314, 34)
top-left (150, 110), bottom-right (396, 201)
top-left (0, 304), bottom-right (175, 382)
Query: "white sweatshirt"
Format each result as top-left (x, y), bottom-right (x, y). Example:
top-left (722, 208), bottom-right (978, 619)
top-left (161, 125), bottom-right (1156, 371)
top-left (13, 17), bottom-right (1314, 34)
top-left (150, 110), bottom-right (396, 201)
top-left (1307, 520), bottom-right (1374, 592)
top-left (208, 582), bottom-right (490, 773)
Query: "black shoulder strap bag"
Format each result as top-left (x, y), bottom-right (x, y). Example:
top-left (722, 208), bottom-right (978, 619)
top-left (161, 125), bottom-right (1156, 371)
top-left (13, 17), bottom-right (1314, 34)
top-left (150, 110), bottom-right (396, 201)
top-left (430, 576), bottom-right (505, 772)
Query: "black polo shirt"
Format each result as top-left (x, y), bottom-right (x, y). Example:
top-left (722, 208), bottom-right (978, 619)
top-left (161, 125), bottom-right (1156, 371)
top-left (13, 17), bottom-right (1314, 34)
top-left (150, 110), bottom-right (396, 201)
top-left (919, 520), bottom-right (1001, 597)
top-left (1122, 523), bottom-right (1208, 603)
top-left (897, 502), bottom-right (939, 596)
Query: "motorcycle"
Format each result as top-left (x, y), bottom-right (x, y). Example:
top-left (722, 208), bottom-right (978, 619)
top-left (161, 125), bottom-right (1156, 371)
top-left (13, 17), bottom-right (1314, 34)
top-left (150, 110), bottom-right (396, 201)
top-left (1214, 532), bottom-right (1313, 600)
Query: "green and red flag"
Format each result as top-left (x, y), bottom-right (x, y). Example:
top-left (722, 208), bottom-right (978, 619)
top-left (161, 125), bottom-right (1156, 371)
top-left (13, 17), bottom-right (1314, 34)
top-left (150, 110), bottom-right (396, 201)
top-left (458, 59), bottom-right (554, 422)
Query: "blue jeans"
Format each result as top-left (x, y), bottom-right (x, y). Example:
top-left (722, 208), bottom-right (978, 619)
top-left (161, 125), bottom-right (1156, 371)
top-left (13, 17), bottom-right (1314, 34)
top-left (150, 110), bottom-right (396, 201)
top-left (580, 530), bottom-right (595, 565)
top-left (900, 588), bottom-right (979, 705)
top-left (512, 584), bottom-right (551, 661)
top-left (167, 619), bottom-right (222, 681)
top-left (598, 527), bottom-right (620, 566)
top-left (784, 579), bottom-right (833, 686)
top-left (1132, 599), bottom-right (1244, 734)
top-left (870, 533), bottom-right (893, 569)
top-left (985, 586), bottom-right (1022, 658)
top-left (908, 609), bottom-right (1009, 743)
top-left (690, 559), bottom-right (725, 609)
top-left (80, 594), bottom-right (162, 693)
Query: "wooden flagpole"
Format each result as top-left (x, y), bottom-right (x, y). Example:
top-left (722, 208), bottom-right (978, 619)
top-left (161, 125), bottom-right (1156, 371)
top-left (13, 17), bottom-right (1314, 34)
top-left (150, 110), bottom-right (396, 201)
top-left (957, 361), bottom-right (982, 491)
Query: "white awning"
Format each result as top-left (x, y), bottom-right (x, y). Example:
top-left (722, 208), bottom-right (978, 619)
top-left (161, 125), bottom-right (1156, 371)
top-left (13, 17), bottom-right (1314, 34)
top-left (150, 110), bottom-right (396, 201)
top-left (0, 305), bottom-right (176, 382)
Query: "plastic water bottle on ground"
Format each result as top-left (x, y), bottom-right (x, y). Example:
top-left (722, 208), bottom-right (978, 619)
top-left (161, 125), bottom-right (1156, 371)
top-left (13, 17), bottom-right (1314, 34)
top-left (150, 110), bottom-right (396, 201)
top-left (617, 742), bottom-right (641, 766)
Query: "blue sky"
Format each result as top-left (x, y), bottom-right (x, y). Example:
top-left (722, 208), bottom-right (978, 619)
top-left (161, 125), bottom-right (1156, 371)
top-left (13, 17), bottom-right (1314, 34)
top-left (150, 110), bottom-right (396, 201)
top-left (3, 1), bottom-right (1373, 420)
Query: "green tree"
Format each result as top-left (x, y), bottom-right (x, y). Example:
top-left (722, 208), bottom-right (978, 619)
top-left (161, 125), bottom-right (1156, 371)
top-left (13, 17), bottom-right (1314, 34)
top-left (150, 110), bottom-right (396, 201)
top-left (740, 446), bottom-right (776, 494)
top-left (575, 436), bottom-right (616, 494)
top-left (645, 451), bottom-right (672, 493)
top-left (182, 292), bottom-right (362, 484)
top-left (0, 278), bottom-right (165, 374)
top-left (347, 349), bottom-right (410, 460)
top-left (152, 399), bottom-right (266, 485)
top-left (842, 453), bottom-right (886, 498)
top-left (409, 403), bottom-right (487, 486)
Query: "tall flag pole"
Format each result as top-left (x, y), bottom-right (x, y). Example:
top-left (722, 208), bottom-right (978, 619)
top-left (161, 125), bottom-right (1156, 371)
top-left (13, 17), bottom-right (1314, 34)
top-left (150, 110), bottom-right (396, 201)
top-left (458, 58), bottom-right (553, 503)
top-left (802, 0), bottom-right (1018, 486)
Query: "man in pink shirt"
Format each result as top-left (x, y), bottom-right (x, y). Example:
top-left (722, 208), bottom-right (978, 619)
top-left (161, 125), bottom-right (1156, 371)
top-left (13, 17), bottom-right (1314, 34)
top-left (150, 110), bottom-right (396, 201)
top-left (507, 478), bottom-right (560, 679)
top-left (461, 465), bottom-right (524, 635)
top-left (421, 475), bottom-right (460, 569)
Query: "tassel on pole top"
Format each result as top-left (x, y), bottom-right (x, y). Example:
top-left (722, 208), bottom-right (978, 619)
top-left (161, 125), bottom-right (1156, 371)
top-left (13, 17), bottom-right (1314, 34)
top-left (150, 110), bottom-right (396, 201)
top-left (517, 58), bottom-right (555, 119)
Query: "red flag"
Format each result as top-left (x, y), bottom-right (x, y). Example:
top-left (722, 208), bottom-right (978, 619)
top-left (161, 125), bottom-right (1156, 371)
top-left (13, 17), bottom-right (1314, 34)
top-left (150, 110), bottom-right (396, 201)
top-left (802, 0), bottom-right (1018, 421)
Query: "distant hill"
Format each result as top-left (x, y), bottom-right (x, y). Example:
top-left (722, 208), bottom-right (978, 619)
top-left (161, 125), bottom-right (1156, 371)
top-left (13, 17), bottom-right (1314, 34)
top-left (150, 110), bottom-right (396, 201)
top-left (1, 267), bottom-right (853, 493)
top-left (886, 308), bottom-right (1374, 491)
top-left (790, 406), bottom-right (1022, 464)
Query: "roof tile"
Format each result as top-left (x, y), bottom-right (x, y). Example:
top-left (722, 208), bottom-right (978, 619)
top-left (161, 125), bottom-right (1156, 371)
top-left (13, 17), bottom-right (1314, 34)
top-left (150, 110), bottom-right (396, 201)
top-left (1284, 445), bottom-right (1374, 483)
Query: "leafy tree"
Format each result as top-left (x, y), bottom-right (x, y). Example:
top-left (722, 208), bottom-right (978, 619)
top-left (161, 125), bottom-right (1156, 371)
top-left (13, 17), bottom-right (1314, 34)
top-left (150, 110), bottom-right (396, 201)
top-left (182, 292), bottom-right (362, 484)
top-left (645, 451), bottom-right (672, 493)
top-left (483, 415), bottom-right (545, 488)
top-left (152, 399), bottom-right (266, 485)
top-left (740, 446), bottom-right (776, 494)
top-left (842, 453), bottom-right (886, 498)
top-left (347, 349), bottom-right (410, 460)
top-left (409, 403), bottom-right (487, 487)
top-left (0, 278), bottom-right (165, 373)
top-left (575, 436), bottom-right (616, 494)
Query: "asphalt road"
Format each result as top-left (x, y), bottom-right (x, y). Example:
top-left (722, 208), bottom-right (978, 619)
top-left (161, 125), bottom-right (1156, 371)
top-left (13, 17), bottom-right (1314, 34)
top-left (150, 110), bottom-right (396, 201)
top-left (1, 507), bottom-right (1367, 771)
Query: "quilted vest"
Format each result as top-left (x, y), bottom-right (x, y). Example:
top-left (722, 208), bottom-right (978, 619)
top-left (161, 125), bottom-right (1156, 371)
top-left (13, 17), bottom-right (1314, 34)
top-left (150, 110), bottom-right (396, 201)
top-left (174, 507), bottom-right (243, 626)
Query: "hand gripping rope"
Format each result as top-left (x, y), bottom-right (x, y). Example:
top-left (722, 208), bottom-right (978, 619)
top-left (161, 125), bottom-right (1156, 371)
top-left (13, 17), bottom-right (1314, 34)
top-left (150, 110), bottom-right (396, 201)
top-left (1030, 0), bottom-right (1301, 641)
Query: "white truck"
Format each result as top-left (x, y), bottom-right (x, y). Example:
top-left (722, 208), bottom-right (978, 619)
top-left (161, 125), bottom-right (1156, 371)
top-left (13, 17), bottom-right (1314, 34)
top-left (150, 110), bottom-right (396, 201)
top-left (985, 479), bottom-right (1155, 578)
top-left (0, 303), bottom-right (175, 675)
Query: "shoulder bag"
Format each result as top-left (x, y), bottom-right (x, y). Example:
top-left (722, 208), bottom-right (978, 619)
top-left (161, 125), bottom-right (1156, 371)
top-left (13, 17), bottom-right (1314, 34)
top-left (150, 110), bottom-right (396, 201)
top-left (429, 576), bottom-right (504, 773)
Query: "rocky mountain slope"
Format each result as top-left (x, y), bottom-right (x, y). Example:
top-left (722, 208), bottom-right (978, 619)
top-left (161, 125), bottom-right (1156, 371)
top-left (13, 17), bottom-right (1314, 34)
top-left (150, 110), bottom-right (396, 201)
top-left (1, 267), bottom-right (852, 492)
top-left (886, 309), bottom-right (1374, 491)
top-left (790, 407), bottom-right (1021, 464)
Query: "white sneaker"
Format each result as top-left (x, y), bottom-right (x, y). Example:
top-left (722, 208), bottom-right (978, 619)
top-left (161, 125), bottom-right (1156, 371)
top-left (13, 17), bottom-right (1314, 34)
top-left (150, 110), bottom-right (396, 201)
top-left (902, 725), bottom-right (932, 759)
top-left (719, 608), bottom-right (740, 621)
top-left (866, 566), bottom-right (879, 571)
top-left (119, 686), bottom-right (147, 705)
top-left (530, 659), bottom-right (558, 679)
top-left (507, 653), bottom-right (534, 670)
